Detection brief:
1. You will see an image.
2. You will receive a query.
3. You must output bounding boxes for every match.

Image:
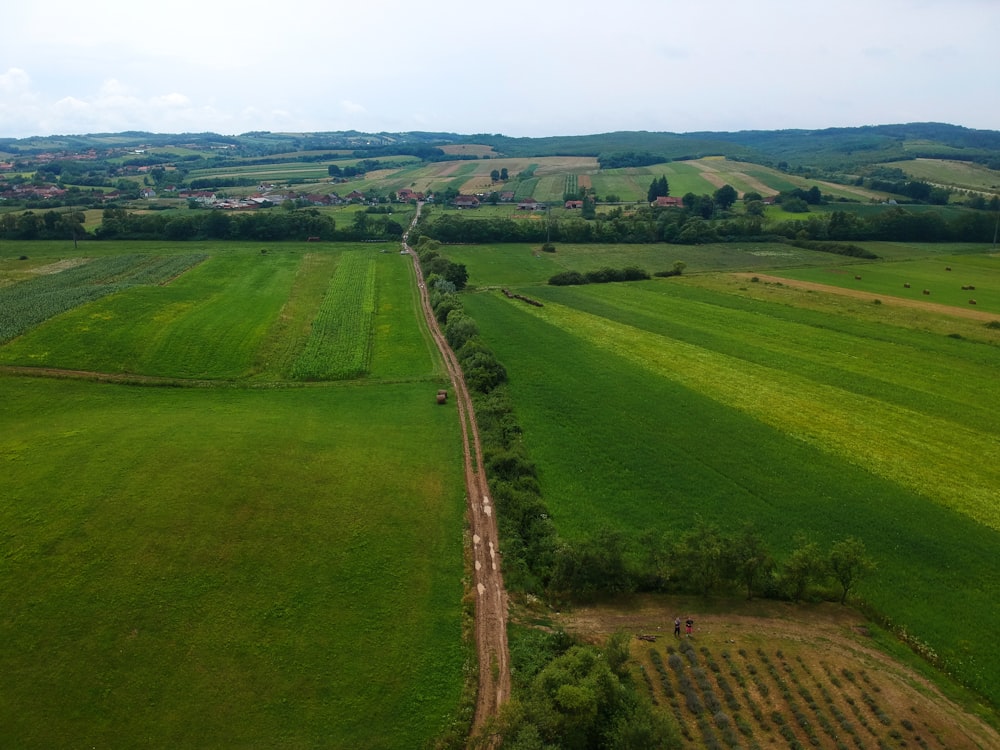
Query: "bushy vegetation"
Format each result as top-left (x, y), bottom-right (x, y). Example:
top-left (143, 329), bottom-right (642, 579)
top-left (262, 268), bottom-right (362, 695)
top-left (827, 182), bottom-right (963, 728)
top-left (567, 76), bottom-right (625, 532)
top-left (489, 629), bottom-right (680, 749)
top-left (549, 267), bottom-right (651, 286)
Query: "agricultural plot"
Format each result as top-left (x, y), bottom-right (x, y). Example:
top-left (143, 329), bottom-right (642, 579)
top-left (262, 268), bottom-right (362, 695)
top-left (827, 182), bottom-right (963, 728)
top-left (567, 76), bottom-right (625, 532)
top-left (0, 240), bottom-right (465, 748)
top-left (290, 250), bottom-right (377, 380)
top-left (0, 376), bottom-right (466, 749)
top-left (885, 158), bottom-right (1000, 195)
top-left (441, 241), bottom-right (867, 289)
top-left (773, 254), bottom-right (1000, 314)
top-left (0, 254), bottom-right (207, 344)
top-left (626, 611), bottom-right (1000, 750)
top-left (0, 245), bottom-right (430, 383)
top-left (0, 252), bottom-right (294, 378)
top-left (461, 269), bottom-right (1000, 707)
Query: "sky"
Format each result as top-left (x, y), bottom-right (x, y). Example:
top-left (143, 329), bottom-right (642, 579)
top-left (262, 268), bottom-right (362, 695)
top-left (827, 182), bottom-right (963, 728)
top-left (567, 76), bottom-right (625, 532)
top-left (2, 0), bottom-right (998, 140)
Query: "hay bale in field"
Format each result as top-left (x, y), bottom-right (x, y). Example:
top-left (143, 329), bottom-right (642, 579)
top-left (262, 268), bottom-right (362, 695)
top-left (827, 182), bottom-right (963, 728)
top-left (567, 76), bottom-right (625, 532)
top-left (969, 299), bottom-right (977, 305)
top-left (923, 289), bottom-right (931, 295)
top-left (903, 283), bottom-right (911, 288)
top-left (436, 389), bottom-right (447, 404)
top-left (855, 275), bottom-right (862, 280)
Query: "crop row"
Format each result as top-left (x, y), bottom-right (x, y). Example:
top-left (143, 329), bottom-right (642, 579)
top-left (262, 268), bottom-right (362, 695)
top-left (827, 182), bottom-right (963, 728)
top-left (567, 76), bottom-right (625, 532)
top-left (0, 254), bottom-right (206, 343)
top-left (290, 251), bottom-right (377, 380)
top-left (640, 641), bottom-right (944, 750)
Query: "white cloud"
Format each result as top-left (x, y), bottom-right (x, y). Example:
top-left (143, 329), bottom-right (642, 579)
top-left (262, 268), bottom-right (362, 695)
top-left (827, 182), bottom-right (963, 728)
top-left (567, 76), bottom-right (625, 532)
top-left (2, 1), bottom-right (1000, 137)
top-left (341, 101), bottom-right (367, 115)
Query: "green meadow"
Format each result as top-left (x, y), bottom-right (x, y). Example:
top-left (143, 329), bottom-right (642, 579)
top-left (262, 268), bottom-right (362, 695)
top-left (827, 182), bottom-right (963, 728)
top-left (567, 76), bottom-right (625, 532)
top-left (0, 242), bottom-right (464, 748)
top-left (441, 241), bottom-right (870, 288)
top-left (775, 253), bottom-right (1000, 313)
top-left (460, 250), bottom-right (1000, 708)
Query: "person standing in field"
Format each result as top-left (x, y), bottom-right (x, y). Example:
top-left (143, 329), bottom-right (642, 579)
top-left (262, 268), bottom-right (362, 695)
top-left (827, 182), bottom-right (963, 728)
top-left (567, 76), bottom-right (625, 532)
top-left (685, 618), bottom-right (694, 638)
top-left (674, 617), bottom-right (681, 638)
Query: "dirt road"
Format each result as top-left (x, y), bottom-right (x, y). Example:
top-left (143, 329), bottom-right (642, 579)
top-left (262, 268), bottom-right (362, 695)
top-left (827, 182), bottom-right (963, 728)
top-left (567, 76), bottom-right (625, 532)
top-left (401, 206), bottom-right (510, 739)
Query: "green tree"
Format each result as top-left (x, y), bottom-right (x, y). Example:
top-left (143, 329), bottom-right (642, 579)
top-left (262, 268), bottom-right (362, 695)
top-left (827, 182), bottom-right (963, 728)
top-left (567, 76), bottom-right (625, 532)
top-left (443, 261), bottom-right (469, 290)
top-left (781, 196), bottom-right (809, 213)
top-left (728, 523), bottom-right (774, 600)
top-left (647, 175), bottom-right (669, 202)
top-left (713, 184), bottom-right (738, 210)
top-left (829, 537), bottom-right (875, 605)
top-left (491, 168), bottom-right (501, 182)
top-left (779, 534), bottom-right (827, 602)
top-left (444, 310), bottom-right (478, 350)
top-left (500, 167), bottom-right (509, 180)
top-left (672, 518), bottom-right (725, 595)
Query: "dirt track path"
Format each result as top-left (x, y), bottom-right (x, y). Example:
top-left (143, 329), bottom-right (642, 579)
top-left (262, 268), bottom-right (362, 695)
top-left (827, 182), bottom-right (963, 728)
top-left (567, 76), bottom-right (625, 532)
top-left (402, 206), bottom-right (510, 741)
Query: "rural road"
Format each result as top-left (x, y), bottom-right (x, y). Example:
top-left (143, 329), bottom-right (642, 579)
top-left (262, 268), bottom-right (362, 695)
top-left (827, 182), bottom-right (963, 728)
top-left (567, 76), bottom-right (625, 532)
top-left (401, 205), bottom-right (510, 740)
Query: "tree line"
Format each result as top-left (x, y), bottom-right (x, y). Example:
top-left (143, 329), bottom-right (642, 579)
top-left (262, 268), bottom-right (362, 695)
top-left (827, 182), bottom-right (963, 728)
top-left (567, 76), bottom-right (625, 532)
top-left (32, 206), bottom-right (403, 243)
top-left (414, 199), bottom-right (999, 246)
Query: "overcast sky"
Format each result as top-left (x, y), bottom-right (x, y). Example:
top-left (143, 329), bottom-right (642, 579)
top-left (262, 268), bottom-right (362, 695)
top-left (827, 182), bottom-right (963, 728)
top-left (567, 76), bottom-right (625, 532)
top-left (2, 0), bottom-right (997, 139)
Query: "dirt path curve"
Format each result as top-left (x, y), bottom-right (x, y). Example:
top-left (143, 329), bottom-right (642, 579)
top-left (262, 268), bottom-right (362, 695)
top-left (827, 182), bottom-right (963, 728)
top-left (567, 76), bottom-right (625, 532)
top-left (402, 206), bottom-right (510, 741)
top-left (735, 272), bottom-right (1000, 321)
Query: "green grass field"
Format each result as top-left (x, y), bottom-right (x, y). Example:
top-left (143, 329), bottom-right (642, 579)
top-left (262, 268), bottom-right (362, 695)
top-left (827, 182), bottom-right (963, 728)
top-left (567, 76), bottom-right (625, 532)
top-left (439, 241), bottom-right (884, 289)
top-left (774, 254), bottom-right (1000, 313)
top-left (460, 258), bottom-right (1000, 708)
top-left (0, 242), bottom-right (466, 748)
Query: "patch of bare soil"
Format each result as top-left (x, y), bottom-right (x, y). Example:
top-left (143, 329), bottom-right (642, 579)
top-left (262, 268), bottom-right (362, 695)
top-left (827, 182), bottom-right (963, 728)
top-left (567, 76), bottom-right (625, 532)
top-left (549, 596), bottom-right (999, 749)
top-left (28, 257), bottom-right (90, 274)
top-left (735, 273), bottom-right (999, 322)
top-left (689, 158), bottom-right (777, 197)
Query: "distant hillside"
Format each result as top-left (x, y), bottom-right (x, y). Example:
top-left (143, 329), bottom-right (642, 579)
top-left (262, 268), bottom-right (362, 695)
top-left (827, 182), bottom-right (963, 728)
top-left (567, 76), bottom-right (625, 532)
top-left (3, 122), bottom-right (1000, 175)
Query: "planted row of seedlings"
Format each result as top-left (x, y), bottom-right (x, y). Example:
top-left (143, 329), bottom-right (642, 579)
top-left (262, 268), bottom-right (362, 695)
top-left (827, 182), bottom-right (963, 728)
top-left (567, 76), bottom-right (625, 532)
top-left (0, 253), bottom-right (206, 342)
top-left (290, 252), bottom-right (377, 380)
top-left (641, 640), bottom-right (944, 750)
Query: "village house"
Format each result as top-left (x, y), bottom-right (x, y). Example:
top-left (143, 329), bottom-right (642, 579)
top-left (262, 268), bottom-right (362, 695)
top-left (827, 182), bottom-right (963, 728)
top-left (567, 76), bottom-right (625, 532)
top-left (517, 198), bottom-right (545, 211)
top-left (652, 196), bottom-right (684, 208)
top-left (453, 194), bottom-right (480, 209)
top-left (395, 188), bottom-right (425, 202)
top-left (565, 200), bottom-right (584, 209)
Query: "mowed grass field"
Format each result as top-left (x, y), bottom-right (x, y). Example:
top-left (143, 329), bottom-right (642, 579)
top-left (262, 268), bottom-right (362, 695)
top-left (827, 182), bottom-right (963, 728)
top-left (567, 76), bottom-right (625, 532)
top-left (459, 248), bottom-right (1000, 709)
top-left (774, 253), bottom-right (1000, 313)
top-left (0, 242), bottom-right (466, 748)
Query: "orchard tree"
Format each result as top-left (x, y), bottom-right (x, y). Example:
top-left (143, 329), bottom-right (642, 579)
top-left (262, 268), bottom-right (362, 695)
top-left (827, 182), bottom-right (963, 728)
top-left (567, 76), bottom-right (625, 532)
top-left (490, 168), bottom-right (500, 182)
top-left (829, 537), bottom-right (875, 604)
top-left (779, 534), bottom-right (827, 602)
top-left (728, 523), bottom-right (774, 600)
